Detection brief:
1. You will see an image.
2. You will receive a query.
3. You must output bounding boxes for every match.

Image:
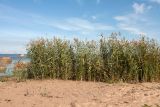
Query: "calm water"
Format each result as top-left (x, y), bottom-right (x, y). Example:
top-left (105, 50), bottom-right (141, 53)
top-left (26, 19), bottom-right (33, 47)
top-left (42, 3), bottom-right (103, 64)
top-left (0, 54), bottom-right (30, 62)
top-left (0, 54), bottom-right (30, 77)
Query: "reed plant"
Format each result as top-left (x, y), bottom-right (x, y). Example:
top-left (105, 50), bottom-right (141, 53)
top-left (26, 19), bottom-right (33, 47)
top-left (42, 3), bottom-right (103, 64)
top-left (23, 33), bottom-right (160, 83)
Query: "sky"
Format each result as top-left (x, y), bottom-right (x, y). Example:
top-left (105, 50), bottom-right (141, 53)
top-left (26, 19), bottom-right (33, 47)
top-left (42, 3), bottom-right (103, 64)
top-left (0, 0), bottom-right (160, 54)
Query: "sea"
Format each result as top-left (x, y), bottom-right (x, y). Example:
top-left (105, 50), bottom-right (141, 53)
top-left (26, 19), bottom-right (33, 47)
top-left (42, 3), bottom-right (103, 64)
top-left (0, 54), bottom-right (30, 62)
top-left (0, 54), bottom-right (30, 77)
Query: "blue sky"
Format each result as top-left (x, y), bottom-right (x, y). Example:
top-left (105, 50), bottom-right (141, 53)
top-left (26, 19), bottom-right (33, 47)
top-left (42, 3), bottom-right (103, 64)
top-left (0, 0), bottom-right (160, 54)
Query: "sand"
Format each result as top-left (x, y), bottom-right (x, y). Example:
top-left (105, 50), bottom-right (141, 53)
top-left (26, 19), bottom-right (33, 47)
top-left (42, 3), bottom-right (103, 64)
top-left (0, 80), bottom-right (160, 107)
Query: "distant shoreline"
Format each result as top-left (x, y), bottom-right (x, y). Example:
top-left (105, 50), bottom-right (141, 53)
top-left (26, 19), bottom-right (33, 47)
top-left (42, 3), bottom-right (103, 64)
top-left (0, 54), bottom-right (30, 77)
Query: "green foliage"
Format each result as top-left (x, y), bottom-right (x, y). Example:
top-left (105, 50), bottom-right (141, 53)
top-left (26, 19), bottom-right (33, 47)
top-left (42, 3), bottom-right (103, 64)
top-left (21, 33), bottom-right (160, 82)
top-left (13, 69), bottom-right (28, 81)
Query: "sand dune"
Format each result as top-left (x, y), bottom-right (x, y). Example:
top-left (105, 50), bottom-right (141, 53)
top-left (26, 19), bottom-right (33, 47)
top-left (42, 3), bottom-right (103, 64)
top-left (0, 80), bottom-right (160, 107)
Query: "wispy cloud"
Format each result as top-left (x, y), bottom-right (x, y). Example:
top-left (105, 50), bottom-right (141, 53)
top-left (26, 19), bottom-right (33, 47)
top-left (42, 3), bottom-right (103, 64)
top-left (133, 3), bottom-right (152, 14)
top-left (0, 3), bottom-right (43, 26)
top-left (0, 3), bottom-right (113, 33)
top-left (114, 2), bottom-right (152, 35)
top-left (150, 0), bottom-right (160, 4)
top-left (133, 3), bottom-right (145, 14)
top-left (49, 18), bottom-right (114, 32)
top-left (0, 3), bottom-right (114, 53)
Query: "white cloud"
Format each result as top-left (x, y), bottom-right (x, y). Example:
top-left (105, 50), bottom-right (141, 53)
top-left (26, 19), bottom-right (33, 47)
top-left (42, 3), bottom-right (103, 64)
top-left (114, 2), bottom-right (152, 35)
top-left (49, 18), bottom-right (114, 32)
top-left (150, 0), bottom-right (160, 4)
top-left (133, 3), bottom-right (145, 14)
top-left (117, 23), bottom-right (141, 34)
top-left (114, 15), bottom-right (147, 34)
top-left (0, 3), bottom-right (115, 53)
top-left (114, 16), bottom-right (129, 22)
top-left (132, 3), bottom-right (152, 14)
top-left (0, 3), bottom-right (114, 33)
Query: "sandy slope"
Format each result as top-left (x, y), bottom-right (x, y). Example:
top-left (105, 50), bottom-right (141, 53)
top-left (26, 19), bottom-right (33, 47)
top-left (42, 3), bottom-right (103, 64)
top-left (0, 80), bottom-right (160, 107)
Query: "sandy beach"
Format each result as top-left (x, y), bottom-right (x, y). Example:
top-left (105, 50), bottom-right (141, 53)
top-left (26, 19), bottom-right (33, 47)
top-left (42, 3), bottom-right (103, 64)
top-left (0, 80), bottom-right (160, 107)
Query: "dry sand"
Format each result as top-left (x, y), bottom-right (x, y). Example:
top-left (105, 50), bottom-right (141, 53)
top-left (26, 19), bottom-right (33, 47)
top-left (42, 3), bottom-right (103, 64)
top-left (0, 80), bottom-right (160, 107)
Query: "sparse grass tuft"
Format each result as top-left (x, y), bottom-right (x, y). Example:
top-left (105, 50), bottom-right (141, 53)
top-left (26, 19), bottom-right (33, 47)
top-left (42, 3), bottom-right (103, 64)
top-left (142, 104), bottom-right (152, 107)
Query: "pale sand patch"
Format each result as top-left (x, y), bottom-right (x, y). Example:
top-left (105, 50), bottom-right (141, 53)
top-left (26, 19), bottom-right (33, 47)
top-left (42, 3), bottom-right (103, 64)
top-left (0, 80), bottom-right (160, 107)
